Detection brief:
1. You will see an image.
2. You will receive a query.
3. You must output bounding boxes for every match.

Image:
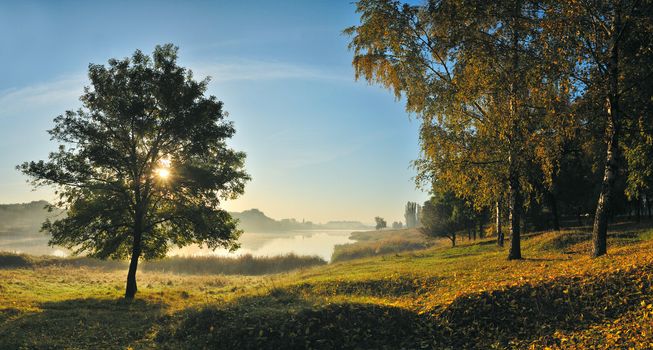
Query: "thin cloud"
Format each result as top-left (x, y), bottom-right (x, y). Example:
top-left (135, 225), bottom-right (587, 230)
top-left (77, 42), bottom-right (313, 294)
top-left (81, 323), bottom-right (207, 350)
top-left (0, 74), bottom-right (87, 117)
top-left (0, 60), bottom-right (349, 119)
top-left (191, 60), bottom-right (350, 83)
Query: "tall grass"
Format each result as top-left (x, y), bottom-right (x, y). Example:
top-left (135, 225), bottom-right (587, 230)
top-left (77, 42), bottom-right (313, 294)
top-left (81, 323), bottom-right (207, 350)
top-left (332, 227), bottom-right (492, 262)
top-left (331, 237), bottom-right (432, 262)
top-left (0, 252), bottom-right (326, 275)
top-left (348, 228), bottom-right (424, 242)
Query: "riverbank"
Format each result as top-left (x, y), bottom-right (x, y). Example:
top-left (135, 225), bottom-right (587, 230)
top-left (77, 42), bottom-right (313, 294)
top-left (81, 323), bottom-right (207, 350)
top-left (331, 227), bottom-right (445, 262)
top-left (2, 224), bottom-right (651, 348)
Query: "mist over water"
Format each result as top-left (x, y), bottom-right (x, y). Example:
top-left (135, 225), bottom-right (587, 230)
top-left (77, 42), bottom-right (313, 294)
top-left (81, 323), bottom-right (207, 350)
top-left (170, 230), bottom-right (354, 262)
top-left (0, 235), bottom-right (64, 257)
top-left (0, 202), bottom-right (360, 261)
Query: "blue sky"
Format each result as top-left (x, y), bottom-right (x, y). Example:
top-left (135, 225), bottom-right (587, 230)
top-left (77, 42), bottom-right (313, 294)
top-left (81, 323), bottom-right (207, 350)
top-left (0, 0), bottom-right (428, 224)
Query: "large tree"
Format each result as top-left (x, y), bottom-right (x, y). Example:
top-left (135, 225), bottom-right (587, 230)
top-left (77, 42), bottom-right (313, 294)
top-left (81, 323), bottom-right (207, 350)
top-left (19, 44), bottom-right (250, 298)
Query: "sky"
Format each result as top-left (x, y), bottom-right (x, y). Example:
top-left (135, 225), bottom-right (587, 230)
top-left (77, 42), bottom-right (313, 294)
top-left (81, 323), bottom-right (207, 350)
top-left (0, 0), bottom-right (429, 224)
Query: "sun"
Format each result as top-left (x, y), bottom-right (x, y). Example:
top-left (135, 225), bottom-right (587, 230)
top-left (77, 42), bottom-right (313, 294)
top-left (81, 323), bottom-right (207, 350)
top-left (156, 167), bottom-right (170, 179)
top-left (155, 156), bottom-right (172, 180)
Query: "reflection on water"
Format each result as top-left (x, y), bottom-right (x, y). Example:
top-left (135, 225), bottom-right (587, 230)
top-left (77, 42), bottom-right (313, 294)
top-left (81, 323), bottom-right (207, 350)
top-left (1, 229), bottom-right (354, 262)
top-left (170, 230), bottom-right (354, 261)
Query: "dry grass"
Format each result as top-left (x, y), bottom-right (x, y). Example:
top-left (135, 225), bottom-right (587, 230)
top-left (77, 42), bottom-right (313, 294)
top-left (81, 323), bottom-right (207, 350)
top-left (0, 252), bottom-right (326, 275)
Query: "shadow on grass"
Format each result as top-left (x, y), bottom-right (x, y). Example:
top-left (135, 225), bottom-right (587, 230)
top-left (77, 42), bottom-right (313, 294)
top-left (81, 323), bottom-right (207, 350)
top-left (438, 263), bottom-right (652, 348)
top-left (289, 275), bottom-right (444, 297)
top-left (477, 239), bottom-right (500, 246)
top-left (157, 289), bottom-right (437, 350)
top-left (160, 262), bottom-right (653, 349)
top-left (0, 298), bottom-right (163, 349)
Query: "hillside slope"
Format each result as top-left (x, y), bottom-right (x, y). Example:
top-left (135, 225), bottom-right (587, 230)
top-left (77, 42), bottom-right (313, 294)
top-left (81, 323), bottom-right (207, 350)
top-left (1, 225), bottom-right (652, 349)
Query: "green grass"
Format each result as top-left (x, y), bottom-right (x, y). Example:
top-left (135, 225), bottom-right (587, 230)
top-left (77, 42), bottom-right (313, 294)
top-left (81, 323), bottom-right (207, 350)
top-left (1, 225), bottom-right (653, 349)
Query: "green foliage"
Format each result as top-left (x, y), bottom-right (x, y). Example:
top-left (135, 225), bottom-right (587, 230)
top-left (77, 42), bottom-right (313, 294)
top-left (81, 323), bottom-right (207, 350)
top-left (420, 191), bottom-right (473, 246)
top-left (20, 44), bottom-right (249, 260)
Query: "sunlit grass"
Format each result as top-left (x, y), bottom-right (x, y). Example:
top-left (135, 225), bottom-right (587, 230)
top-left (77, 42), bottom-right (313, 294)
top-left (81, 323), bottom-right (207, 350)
top-left (1, 225), bottom-right (652, 349)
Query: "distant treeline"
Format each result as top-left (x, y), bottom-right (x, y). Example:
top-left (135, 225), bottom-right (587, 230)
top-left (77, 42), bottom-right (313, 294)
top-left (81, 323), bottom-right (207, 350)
top-left (231, 209), bottom-right (370, 232)
top-left (0, 252), bottom-right (326, 276)
top-left (0, 203), bottom-right (370, 240)
top-left (0, 201), bottom-right (62, 236)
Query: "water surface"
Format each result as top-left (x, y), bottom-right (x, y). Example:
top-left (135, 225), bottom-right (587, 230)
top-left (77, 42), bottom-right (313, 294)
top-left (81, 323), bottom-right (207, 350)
top-left (1, 229), bottom-right (355, 262)
top-left (170, 229), bottom-right (354, 261)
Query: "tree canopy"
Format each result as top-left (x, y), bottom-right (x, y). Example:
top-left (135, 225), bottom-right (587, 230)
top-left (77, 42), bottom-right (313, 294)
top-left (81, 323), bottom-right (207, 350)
top-left (19, 44), bottom-right (250, 298)
top-left (420, 191), bottom-right (473, 247)
top-left (375, 216), bottom-right (387, 230)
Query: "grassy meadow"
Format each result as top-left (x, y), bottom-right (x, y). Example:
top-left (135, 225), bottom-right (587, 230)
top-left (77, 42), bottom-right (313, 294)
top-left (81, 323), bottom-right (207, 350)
top-left (1, 224), bottom-right (652, 349)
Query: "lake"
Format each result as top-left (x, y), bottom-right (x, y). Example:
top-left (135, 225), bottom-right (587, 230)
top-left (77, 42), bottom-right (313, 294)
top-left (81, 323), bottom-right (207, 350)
top-left (1, 229), bottom-right (357, 262)
top-left (170, 229), bottom-right (355, 261)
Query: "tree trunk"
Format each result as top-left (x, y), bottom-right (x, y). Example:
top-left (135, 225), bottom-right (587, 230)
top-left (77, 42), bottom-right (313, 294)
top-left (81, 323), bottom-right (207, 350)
top-left (508, 167), bottom-right (523, 260)
top-left (647, 195), bottom-right (651, 219)
top-left (451, 234), bottom-right (456, 247)
top-left (507, 0), bottom-right (523, 261)
top-left (636, 197), bottom-right (641, 223)
top-left (126, 208), bottom-right (144, 299)
top-left (125, 230), bottom-right (142, 299)
top-left (478, 216), bottom-right (484, 239)
top-left (548, 191), bottom-right (560, 231)
top-left (496, 200), bottom-right (504, 247)
top-left (592, 9), bottom-right (621, 258)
